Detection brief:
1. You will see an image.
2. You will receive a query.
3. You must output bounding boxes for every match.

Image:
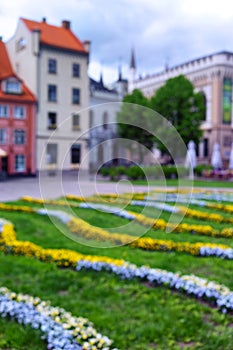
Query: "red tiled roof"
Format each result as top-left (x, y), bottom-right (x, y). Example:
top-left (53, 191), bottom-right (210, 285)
top-left (22, 18), bottom-right (87, 53)
top-left (0, 41), bottom-right (36, 102)
top-left (0, 41), bottom-right (14, 80)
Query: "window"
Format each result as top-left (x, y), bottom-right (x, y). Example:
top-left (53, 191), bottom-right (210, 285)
top-left (203, 138), bottom-right (209, 157)
top-left (72, 88), bottom-right (80, 104)
top-left (0, 129), bottom-right (6, 144)
top-left (46, 143), bottom-right (58, 164)
top-left (72, 63), bottom-right (80, 77)
top-left (223, 136), bottom-right (232, 147)
top-left (48, 85), bottom-right (57, 102)
top-left (14, 130), bottom-right (26, 145)
top-left (14, 106), bottom-right (25, 119)
top-left (48, 112), bottom-right (57, 130)
top-left (200, 92), bottom-right (207, 121)
top-left (71, 144), bottom-right (81, 164)
top-left (4, 79), bottom-right (21, 94)
top-left (48, 59), bottom-right (57, 74)
top-left (103, 111), bottom-right (108, 129)
top-left (72, 114), bottom-right (80, 130)
top-left (89, 110), bottom-right (94, 128)
top-left (16, 37), bottom-right (26, 51)
top-left (0, 105), bottom-right (8, 117)
top-left (15, 155), bottom-right (26, 172)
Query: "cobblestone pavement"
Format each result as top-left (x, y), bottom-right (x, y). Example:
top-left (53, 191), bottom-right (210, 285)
top-left (0, 171), bottom-right (232, 202)
top-left (0, 172), bottom-right (152, 201)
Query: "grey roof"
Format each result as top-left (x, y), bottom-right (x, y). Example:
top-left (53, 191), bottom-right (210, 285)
top-left (89, 77), bottom-right (118, 94)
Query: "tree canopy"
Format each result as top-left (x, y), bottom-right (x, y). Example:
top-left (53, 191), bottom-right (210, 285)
top-left (117, 76), bottom-right (205, 160)
top-left (117, 89), bottom-right (155, 163)
top-left (150, 75), bottom-right (205, 148)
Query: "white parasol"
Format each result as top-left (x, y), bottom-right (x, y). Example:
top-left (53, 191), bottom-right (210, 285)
top-left (211, 142), bottom-right (222, 170)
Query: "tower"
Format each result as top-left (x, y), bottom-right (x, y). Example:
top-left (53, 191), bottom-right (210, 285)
top-left (129, 48), bottom-right (136, 92)
top-left (114, 63), bottom-right (128, 98)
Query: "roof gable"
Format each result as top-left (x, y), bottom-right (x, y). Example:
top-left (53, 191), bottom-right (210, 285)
top-left (0, 41), bottom-right (36, 102)
top-left (21, 17), bottom-right (87, 53)
top-left (0, 41), bottom-right (15, 79)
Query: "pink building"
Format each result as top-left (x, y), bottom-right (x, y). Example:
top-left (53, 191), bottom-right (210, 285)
top-left (0, 40), bottom-right (37, 178)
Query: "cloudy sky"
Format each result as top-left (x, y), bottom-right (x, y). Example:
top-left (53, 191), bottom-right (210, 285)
top-left (1, 0), bottom-right (233, 85)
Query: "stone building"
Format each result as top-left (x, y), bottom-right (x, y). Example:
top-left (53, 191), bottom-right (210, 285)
top-left (130, 51), bottom-right (233, 165)
top-left (89, 71), bottom-right (128, 172)
top-left (6, 17), bottom-right (90, 171)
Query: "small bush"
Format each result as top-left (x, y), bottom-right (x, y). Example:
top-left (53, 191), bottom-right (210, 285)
top-left (108, 167), bottom-right (119, 181)
top-left (115, 166), bottom-right (127, 176)
top-left (99, 167), bottom-right (110, 177)
top-left (143, 165), bottom-right (163, 179)
top-left (126, 166), bottom-right (145, 180)
top-left (195, 164), bottom-right (213, 177)
top-left (161, 165), bottom-right (177, 179)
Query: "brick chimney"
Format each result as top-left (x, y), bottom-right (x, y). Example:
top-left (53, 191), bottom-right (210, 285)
top-left (83, 40), bottom-right (91, 53)
top-left (62, 20), bottom-right (70, 29)
top-left (42, 17), bottom-right (46, 23)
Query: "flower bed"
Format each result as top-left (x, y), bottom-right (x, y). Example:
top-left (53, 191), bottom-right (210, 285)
top-left (2, 199), bottom-right (232, 258)
top-left (21, 196), bottom-right (233, 238)
top-left (0, 218), bottom-right (233, 313)
top-left (0, 286), bottom-right (117, 350)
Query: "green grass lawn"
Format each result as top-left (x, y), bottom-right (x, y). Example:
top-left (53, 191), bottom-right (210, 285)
top-left (119, 178), bottom-right (233, 188)
top-left (0, 200), bottom-right (232, 349)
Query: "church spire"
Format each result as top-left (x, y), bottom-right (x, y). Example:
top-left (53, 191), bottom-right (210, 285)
top-left (130, 48), bottom-right (136, 70)
top-left (118, 62), bottom-right (122, 81)
top-left (99, 71), bottom-right (104, 86)
top-left (129, 48), bottom-right (136, 92)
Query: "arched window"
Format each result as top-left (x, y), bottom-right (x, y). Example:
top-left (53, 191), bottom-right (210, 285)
top-left (200, 91), bottom-right (207, 121)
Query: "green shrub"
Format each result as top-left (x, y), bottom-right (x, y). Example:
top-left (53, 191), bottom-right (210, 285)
top-left (161, 165), bottom-right (178, 179)
top-left (99, 167), bottom-right (110, 177)
top-left (143, 165), bottom-right (163, 179)
top-left (115, 166), bottom-right (127, 176)
top-left (126, 166), bottom-right (145, 180)
top-left (195, 164), bottom-right (213, 177)
top-left (108, 167), bottom-right (119, 181)
top-left (176, 165), bottom-right (189, 178)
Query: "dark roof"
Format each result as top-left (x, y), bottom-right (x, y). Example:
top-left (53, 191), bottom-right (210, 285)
top-left (90, 77), bottom-right (118, 94)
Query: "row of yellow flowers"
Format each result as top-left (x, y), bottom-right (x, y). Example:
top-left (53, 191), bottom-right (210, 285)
top-left (207, 202), bottom-right (233, 214)
top-left (20, 196), bottom-right (233, 239)
top-left (67, 217), bottom-right (231, 256)
top-left (0, 220), bottom-right (125, 268)
top-left (65, 195), bottom-right (233, 238)
top-left (1, 219), bottom-right (233, 316)
top-left (1, 199), bottom-right (232, 257)
top-left (72, 194), bottom-right (233, 228)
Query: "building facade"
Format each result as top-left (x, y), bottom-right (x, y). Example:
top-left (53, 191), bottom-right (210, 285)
top-left (0, 40), bottom-right (36, 178)
top-left (89, 73), bottom-right (128, 172)
top-left (130, 51), bottom-right (233, 165)
top-left (7, 17), bottom-right (90, 171)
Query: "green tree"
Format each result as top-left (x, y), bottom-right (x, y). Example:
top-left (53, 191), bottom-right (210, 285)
top-left (150, 75), bottom-right (205, 150)
top-left (117, 89), bottom-right (155, 163)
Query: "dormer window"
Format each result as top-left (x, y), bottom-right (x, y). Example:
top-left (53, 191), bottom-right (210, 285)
top-left (3, 78), bottom-right (22, 94)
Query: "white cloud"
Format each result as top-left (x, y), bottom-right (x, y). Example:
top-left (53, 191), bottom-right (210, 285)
top-left (1, 0), bottom-right (233, 83)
